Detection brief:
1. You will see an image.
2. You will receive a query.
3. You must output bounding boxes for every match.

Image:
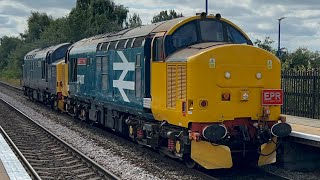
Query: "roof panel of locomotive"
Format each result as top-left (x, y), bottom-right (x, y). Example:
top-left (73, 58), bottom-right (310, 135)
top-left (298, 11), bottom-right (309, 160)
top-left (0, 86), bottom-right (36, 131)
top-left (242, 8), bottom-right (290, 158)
top-left (69, 17), bottom-right (191, 55)
top-left (24, 43), bottom-right (70, 60)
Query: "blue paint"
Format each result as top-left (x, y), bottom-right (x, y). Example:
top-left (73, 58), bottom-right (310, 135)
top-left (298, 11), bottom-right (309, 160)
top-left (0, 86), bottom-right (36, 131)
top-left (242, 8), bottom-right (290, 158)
top-left (68, 45), bottom-right (146, 115)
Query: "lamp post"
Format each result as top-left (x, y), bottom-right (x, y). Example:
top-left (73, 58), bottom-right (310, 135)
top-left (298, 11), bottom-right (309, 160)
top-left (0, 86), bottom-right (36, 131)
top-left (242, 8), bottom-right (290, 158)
top-left (206, 0), bottom-right (208, 15)
top-left (277, 17), bottom-right (286, 57)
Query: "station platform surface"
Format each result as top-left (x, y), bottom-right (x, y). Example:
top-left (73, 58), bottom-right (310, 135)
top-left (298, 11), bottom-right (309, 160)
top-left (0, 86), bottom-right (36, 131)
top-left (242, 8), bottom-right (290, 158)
top-left (0, 133), bottom-right (31, 180)
top-left (284, 114), bottom-right (320, 141)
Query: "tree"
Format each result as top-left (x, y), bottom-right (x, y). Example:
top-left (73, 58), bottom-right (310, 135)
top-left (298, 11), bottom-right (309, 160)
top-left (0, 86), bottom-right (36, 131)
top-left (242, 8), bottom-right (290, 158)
top-left (0, 36), bottom-right (22, 69)
top-left (39, 17), bottom-right (70, 47)
top-left (151, 10), bottom-right (183, 23)
top-left (76, 0), bottom-right (91, 9)
top-left (254, 36), bottom-right (275, 53)
top-left (289, 48), bottom-right (313, 69)
top-left (0, 0), bottom-right (130, 80)
top-left (24, 12), bottom-right (53, 43)
top-left (310, 51), bottom-right (320, 69)
top-left (68, 0), bottom-right (128, 40)
top-left (125, 13), bottom-right (142, 28)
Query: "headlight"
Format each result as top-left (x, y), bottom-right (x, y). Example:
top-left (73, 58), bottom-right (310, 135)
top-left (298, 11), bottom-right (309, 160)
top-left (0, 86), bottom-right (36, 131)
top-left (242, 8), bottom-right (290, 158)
top-left (225, 71), bottom-right (231, 79)
top-left (256, 72), bottom-right (262, 79)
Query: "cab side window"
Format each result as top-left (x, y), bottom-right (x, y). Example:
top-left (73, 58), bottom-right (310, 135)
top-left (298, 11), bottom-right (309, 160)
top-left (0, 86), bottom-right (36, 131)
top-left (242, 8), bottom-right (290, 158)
top-left (171, 22), bottom-right (197, 50)
top-left (200, 20), bottom-right (223, 42)
top-left (153, 37), bottom-right (164, 62)
top-left (226, 25), bottom-right (248, 44)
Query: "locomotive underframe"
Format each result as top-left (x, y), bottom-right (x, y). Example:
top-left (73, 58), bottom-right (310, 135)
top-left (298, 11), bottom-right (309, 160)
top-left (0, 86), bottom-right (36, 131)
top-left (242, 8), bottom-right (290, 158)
top-left (24, 86), bottom-right (57, 108)
top-left (64, 95), bottom-right (194, 160)
top-left (62, 94), bottom-right (279, 167)
top-left (23, 84), bottom-right (281, 168)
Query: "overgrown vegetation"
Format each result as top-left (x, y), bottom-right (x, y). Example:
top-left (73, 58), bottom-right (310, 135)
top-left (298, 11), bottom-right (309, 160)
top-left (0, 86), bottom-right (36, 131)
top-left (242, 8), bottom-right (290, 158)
top-left (254, 36), bottom-right (320, 71)
top-left (151, 10), bottom-right (183, 23)
top-left (0, 0), bottom-right (130, 79)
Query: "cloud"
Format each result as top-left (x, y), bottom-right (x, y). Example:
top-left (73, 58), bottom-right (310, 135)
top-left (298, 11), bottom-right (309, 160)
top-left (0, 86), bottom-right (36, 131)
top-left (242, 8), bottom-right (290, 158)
top-left (0, 16), bottom-right (10, 25)
top-left (0, 0), bottom-right (74, 38)
top-left (0, 0), bottom-right (319, 51)
top-left (0, 5), bottom-right (29, 17)
top-left (9, 0), bottom-right (76, 10)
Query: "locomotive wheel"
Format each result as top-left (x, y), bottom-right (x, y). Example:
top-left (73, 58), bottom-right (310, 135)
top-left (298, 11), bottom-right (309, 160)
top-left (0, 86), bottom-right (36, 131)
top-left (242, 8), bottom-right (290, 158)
top-left (73, 106), bottom-right (78, 117)
top-left (87, 118), bottom-right (95, 126)
top-left (184, 154), bottom-right (197, 168)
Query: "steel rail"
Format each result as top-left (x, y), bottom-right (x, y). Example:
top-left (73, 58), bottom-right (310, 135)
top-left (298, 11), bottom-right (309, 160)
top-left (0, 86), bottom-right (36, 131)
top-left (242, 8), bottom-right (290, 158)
top-left (0, 97), bottom-right (120, 180)
top-left (0, 126), bottom-right (41, 180)
top-left (0, 80), bottom-right (23, 91)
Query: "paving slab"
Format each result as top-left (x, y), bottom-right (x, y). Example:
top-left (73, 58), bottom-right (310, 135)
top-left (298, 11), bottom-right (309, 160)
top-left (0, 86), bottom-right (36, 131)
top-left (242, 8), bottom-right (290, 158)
top-left (283, 114), bottom-right (320, 137)
top-left (0, 133), bottom-right (31, 180)
top-left (0, 159), bottom-right (10, 180)
top-left (284, 115), bottom-right (320, 128)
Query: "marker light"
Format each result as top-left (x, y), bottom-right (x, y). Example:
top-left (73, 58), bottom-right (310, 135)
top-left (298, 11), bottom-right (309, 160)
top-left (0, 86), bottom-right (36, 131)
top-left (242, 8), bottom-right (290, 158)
top-left (225, 71), bottom-right (231, 79)
top-left (256, 72), bottom-right (262, 79)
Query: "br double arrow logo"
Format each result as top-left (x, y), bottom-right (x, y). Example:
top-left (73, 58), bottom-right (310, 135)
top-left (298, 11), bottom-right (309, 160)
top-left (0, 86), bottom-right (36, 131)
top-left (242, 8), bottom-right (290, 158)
top-left (113, 51), bottom-right (135, 102)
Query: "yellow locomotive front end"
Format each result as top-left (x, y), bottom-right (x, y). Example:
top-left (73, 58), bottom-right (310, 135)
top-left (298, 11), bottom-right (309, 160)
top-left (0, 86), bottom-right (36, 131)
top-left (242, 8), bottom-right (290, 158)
top-left (186, 44), bottom-right (289, 168)
top-left (187, 44), bottom-right (281, 124)
top-left (150, 14), bottom-right (291, 169)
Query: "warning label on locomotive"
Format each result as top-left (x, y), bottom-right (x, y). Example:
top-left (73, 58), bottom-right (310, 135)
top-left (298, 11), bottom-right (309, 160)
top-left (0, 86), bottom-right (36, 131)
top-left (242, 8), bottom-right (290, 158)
top-left (77, 58), bottom-right (87, 65)
top-left (262, 89), bottom-right (283, 105)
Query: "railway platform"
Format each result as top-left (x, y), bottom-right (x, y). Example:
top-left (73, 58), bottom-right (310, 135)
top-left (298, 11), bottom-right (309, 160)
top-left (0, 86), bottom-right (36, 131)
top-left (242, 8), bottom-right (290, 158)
top-left (0, 133), bottom-right (31, 180)
top-left (280, 114), bottom-right (320, 171)
top-left (284, 115), bottom-right (320, 143)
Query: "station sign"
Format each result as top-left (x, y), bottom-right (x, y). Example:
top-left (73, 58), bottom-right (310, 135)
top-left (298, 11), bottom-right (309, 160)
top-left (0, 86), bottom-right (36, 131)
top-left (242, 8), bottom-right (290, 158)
top-left (262, 89), bottom-right (283, 105)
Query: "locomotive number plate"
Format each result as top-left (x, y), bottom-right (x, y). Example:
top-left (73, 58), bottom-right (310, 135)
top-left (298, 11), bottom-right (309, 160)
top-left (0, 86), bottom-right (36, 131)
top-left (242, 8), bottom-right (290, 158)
top-left (262, 89), bottom-right (283, 105)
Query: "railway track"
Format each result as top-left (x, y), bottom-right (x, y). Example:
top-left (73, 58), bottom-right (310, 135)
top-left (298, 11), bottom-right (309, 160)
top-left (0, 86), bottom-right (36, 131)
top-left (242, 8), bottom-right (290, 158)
top-left (0, 81), bottom-right (292, 180)
top-left (203, 166), bottom-right (291, 180)
top-left (0, 126), bottom-right (40, 179)
top-left (0, 97), bottom-right (119, 180)
top-left (0, 80), bottom-right (23, 94)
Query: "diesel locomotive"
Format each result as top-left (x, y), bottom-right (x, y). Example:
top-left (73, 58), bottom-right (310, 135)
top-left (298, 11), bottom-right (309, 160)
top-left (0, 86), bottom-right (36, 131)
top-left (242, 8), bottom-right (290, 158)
top-left (22, 13), bottom-right (292, 169)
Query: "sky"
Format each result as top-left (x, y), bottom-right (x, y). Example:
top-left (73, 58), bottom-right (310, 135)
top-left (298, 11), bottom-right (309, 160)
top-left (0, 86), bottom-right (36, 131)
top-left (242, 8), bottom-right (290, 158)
top-left (0, 0), bottom-right (319, 52)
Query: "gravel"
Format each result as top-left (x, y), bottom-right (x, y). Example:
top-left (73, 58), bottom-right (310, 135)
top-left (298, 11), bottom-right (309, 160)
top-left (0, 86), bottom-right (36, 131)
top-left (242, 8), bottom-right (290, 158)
top-left (0, 88), bottom-right (207, 180)
top-left (261, 164), bottom-right (319, 180)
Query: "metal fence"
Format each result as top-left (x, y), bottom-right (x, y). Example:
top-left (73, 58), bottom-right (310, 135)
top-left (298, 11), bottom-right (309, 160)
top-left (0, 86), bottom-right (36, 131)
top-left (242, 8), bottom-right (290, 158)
top-left (281, 70), bottom-right (320, 119)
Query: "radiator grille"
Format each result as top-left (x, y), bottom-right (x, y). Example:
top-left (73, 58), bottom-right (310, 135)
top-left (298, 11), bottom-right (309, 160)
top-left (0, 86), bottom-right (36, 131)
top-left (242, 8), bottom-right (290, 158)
top-left (177, 65), bottom-right (187, 100)
top-left (167, 64), bottom-right (187, 108)
top-left (62, 65), bottom-right (65, 83)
